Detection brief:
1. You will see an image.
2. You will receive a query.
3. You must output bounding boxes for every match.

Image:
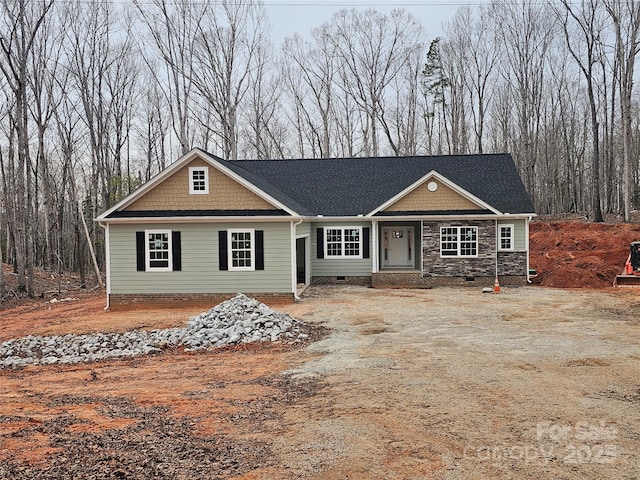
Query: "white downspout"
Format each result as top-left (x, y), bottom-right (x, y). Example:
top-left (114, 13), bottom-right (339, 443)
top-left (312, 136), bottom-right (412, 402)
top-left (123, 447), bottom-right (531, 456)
top-left (495, 219), bottom-right (499, 280)
top-left (420, 221), bottom-right (424, 276)
top-left (371, 220), bottom-right (378, 273)
top-left (526, 216), bottom-right (532, 283)
top-left (291, 218), bottom-right (304, 301)
top-left (98, 221), bottom-right (110, 310)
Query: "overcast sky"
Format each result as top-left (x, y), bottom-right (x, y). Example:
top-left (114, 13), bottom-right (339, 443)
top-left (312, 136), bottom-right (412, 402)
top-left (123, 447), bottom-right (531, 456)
top-left (265, 0), bottom-right (488, 44)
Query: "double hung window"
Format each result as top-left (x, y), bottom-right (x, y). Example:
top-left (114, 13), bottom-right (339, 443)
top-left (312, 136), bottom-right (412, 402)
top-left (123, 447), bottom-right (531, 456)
top-left (229, 229), bottom-right (254, 271)
top-left (440, 226), bottom-right (478, 257)
top-left (146, 230), bottom-right (172, 271)
top-left (498, 225), bottom-right (514, 251)
top-left (324, 227), bottom-right (362, 258)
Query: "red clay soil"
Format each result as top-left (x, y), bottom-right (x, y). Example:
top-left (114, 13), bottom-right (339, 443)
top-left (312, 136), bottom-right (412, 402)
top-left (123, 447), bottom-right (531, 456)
top-left (529, 220), bottom-right (640, 288)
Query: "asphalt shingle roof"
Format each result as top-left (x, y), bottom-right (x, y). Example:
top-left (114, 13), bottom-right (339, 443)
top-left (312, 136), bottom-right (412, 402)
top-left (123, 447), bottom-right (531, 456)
top-left (223, 153), bottom-right (534, 216)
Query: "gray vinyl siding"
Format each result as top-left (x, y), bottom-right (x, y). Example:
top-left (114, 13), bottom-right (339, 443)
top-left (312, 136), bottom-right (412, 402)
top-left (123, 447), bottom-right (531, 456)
top-left (498, 219), bottom-right (527, 251)
top-left (296, 221), bottom-right (311, 238)
top-left (109, 222), bottom-right (292, 294)
top-left (310, 221), bottom-right (373, 277)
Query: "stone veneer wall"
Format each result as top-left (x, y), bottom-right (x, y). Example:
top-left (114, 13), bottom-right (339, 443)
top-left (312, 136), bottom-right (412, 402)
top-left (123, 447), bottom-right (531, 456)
top-left (422, 220), bottom-right (497, 277)
top-left (497, 251), bottom-right (528, 276)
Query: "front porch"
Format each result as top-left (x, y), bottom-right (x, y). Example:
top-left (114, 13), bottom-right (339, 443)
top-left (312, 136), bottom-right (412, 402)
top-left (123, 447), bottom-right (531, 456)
top-left (373, 221), bottom-right (425, 288)
top-left (371, 219), bottom-right (529, 288)
top-left (375, 221), bottom-right (422, 271)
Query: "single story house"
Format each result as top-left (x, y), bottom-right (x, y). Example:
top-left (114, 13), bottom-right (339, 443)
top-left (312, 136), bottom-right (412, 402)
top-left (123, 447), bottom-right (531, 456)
top-left (96, 148), bottom-right (535, 307)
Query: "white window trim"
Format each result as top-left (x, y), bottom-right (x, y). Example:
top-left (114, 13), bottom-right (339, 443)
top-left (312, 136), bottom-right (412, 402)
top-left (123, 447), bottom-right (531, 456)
top-left (324, 226), bottom-right (363, 259)
top-left (189, 166), bottom-right (209, 194)
top-left (145, 229), bottom-right (173, 272)
top-left (228, 228), bottom-right (255, 271)
top-left (439, 226), bottom-right (478, 258)
top-left (498, 224), bottom-right (515, 252)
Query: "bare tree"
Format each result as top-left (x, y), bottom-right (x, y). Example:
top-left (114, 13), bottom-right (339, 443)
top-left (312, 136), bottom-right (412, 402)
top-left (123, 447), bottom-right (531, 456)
top-left (136, 71), bottom-right (170, 181)
top-left (4, 0), bottom-right (640, 293)
top-left (133, 0), bottom-right (204, 156)
top-left (444, 7), bottom-right (499, 154)
top-left (604, 0), bottom-right (640, 222)
top-left (67, 0), bottom-right (109, 225)
top-left (557, 0), bottom-right (605, 222)
top-left (0, 0), bottom-right (54, 295)
top-left (242, 39), bottom-right (285, 159)
top-left (0, 85), bottom-right (16, 275)
top-left (486, 83), bottom-right (514, 154)
top-left (330, 8), bottom-right (423, 157)
top-left (282, 27), bottom-right (337, 158)
top-left (51, 55), bottom-right (84, 290)
top-left (440, 34), bottom-right (470, 154)
top-left (104, 30), bottom-right (140, 201)
top-left (0, 195), bottom-right (3, 296)
top-left (379, 45), bottom-right (425, 156)
top-left (492, 0), bottom-right (555, 206)
top-left (189, 0), bottom-right (270, 160)
top-left (539, 51), bottom-right (589, 214)
top-left (598, 35), bottom-right (618, 213)
top-left (28, 6), bottom-right (67, 269)
top-left (68, 1), bottom-right (141, 210)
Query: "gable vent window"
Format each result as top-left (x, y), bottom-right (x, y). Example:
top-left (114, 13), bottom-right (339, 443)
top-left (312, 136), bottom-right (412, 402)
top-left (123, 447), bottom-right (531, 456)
top-left (189, 166), bottom-right (209, 194)
top-left (440, 226), bottom-right (478, 257)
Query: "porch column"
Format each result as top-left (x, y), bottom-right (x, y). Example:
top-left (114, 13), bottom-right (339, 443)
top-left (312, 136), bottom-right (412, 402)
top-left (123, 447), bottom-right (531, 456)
top-left (371, 220), bottom-right (378, 273)
top-left (420, 220), bottom-right (424, 276)
top-left (291, 220), bottom-right (297, 296)
top-left (526, 216), bottom-right (531, 283)
top-left (494, 219), bottom-right (499, 278)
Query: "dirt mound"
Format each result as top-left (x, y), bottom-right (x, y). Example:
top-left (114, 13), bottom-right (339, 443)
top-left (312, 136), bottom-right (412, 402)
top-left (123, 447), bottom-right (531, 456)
top-left (530, 220), bottom-right (640, 288)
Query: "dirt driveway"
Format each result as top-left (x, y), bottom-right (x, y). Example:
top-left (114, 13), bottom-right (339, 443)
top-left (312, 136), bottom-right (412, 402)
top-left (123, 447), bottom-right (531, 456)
top-left (1, 285), bottom-right (640, 479)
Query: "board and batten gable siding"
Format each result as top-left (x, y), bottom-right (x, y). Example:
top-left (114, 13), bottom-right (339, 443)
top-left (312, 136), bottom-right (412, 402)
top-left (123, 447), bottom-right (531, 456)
top-left (124, 159), bottom-right (275, 212)
top-left (310, 221), bottom-right (373, 277)
top-left (109, 222), bottom-right (292, 294)
top-left (498, 218), bottom-right (527, 251)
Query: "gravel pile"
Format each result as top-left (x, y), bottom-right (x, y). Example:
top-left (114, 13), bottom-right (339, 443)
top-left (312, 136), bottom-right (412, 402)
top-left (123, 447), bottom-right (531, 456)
top-left (0, 294), bottom-right (308, 369)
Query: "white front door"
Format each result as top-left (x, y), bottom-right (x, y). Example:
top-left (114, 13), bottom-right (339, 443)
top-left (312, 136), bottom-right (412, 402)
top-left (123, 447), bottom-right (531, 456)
top-left (382, 227), bottom-right (414, 268)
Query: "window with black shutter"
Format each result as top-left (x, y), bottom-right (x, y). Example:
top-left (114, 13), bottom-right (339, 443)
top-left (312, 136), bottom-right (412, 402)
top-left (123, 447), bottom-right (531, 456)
top-left (136, 230), bottom-right (181, 272)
